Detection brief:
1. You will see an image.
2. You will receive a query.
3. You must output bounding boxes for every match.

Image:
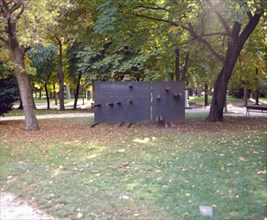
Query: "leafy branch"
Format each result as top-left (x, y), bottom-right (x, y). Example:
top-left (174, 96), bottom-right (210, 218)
top-left (205, 0), bottom-right (231, 35)
top-left (132, 10), bottom-right (225, 64)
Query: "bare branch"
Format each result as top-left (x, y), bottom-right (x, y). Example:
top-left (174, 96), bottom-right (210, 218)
top-left (187, 23), bottom-right (225, 64)
top-left (135, 4), bottom-right (170, 12)
top-left (9, 2), bottom-right (22, 14)
top-left (206, 0), bottom-right (231, 35)
top-left (1, 0), bottom-right (9, 18)
top-left (14, 0), bottom-right (24, 20)
top-left (56, 0), bottom-right (76, 22)
top-left (1, 0), bottom-right (24, 21)
top-left (242, 1), bottom-right (253, 20)
top-left (246, 11), bottom-right (253, 20)
top-left (200, 32), bottom-right (231, 37)
top-left (133, 10), bottom-right (225, 64)
top-left (238, 12), bottom-right (263, 47)
top-left (132, 13), bottom-right (189, 31)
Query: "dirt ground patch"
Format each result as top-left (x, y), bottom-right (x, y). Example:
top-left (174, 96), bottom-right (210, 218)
top-left (1, 117), bottom-right (266, 147)
top-left (1, 192), bottom-right (54, 220)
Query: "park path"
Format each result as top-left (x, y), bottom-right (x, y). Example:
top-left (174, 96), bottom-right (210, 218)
top-left (0, 192), bottom-right (54, 220)
top-left (0, 112), bottom-right (93, 121)
top-left (1, 102), bottom-right (266, 122)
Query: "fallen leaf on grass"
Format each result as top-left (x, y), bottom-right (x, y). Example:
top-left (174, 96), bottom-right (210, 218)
top-left (77, 212), bottom-right (83, 219)
top-left (257, 170), bottom-right (267, 174)
top-left (238, 156), bottom-right (247, 161)
top-left (119, 195), bottom-right (130, 200)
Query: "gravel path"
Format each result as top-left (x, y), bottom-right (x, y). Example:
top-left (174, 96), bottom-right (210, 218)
top-left (0, 113), bottom-right (93, 121)
top-left (1, 104), bottom-right (266, 122)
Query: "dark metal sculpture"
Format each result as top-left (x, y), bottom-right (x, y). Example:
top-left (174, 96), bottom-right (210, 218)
top-left (93, 81), bottom-right (185, 125)
top-left (152, 81), bottom-right (185, 123)
top-left (94, 82), bottom-right (151, 123)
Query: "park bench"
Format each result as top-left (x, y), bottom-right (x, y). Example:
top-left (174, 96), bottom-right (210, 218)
top-left (246, 105), bottom-right (267, 116)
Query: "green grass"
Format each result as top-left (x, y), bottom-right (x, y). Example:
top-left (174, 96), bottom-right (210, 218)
top-left (249, 97), bottom-right (267, 104)
top-left (33, 98), bottom-right (84, 104)
top-left (189, 95), bottom-right (267, 106)
top-left (1, 117), bottom-right (266, 219)
top-left (189, 96), bottom-right (243, 106)
top-left (4, 108), bottom-right (91, 117)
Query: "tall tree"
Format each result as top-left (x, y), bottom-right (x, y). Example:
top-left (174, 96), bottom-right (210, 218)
top-left (29, 44), bottom-right (57, 109)
top-left (0, 0), bottom-right (39, 130)
top-left (67, 42), bottom-right (84, 109)
top-left (0, 0), bottom-right (74, 130)
top-left (95, 0), bottom-right (265, 121)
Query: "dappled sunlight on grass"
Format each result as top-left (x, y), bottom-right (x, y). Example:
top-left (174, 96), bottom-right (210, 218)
top-left (0, 117), bottom-right (266, 219)
top-left (133, 137), bottom-right (151, 144)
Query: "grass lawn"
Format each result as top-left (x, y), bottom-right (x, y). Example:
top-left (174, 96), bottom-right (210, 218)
top-left (0, 116), bottom-right (266, 219)
top-left (5, 108), bottom-right (91, 117)
top-left (34, 98), bottom-right (81, 104)
top-left (189, 96), bottom-right (243, 106)
top-left (189, 96), bottom-right (267, 106)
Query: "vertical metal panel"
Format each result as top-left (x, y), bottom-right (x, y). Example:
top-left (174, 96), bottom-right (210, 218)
top-left (152, 81), bottom-right (185, 123)
top-left (94, 82), bottom-right (151, 122)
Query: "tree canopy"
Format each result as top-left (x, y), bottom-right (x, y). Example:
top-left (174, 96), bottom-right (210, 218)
top-left (0, 0), bottom-right (266, 129)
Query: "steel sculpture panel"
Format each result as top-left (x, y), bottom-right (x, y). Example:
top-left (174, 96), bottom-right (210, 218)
top-left (94, 82), bottom-right (151, 122)
top-left (94, 81), bottom-right (185, 124)
top-left (152, 81), bottom-right (185, 123)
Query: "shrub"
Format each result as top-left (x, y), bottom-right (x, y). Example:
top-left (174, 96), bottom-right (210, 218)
top-left (0, 75), bottom-right (20, 116)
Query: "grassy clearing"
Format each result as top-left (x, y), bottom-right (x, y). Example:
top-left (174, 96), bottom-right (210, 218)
top-left (189, 96), bottom-right (243, 106)
top-left (189, 96), bottom-right (267, 106)
top-left (0, 117), bottom-right (266, 219)
top-left (34, 98), bottom-right (84, 104)
top-left (5, 108), bottom-right (91, 117)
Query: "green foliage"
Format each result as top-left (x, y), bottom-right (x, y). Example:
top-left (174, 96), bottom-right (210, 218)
top-left (29, 45), bottom-right (58, 75)
top-left (0, 74), bottom-right (20, 115)
top-left (93, 0), bottom-right (265, 89)
top-left (67, 42), bottom-right (84, 77)
top-left (78, 41), bottom-right (159, 82)
top-left (229, 19), bottom-right (266, 92)
top-left (28, 44), bottom-right (58, 91)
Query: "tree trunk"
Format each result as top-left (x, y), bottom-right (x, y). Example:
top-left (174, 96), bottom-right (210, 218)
top-left (255, 90), bottom-right (259, 105)
top-left (243, 87), bottom-right (248, 106)
top-left (39, 89), bottom-right (42, 99)
top-left (255, 67), bottom-right (259, 105)
top-left (1, 10), bottom-right (39, 130)
top-left (44, 73), bottom-right (52, 110)
top-left (73, 71), bottom-right (82, 110)
top-left (208, 46), bottom-right (240, 121)
top-left (56, 36), bottom-right (65, 110)
top-left (175, 48), bottom-right (180, 81)
top-left (181, 52), bottom-right (190, 80)
top-left (14, 50), bottom-right (39, 130)
top-left (18, 100), bottom-right (23, 109)
top-left (45, 82), bottom-right (50, 110)
top-left (204, 83), bottom-right (209, 106)
top-left (207, 13), bottom-right (262, 121)
top-left (207, 40), bottom-right (240, 121)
